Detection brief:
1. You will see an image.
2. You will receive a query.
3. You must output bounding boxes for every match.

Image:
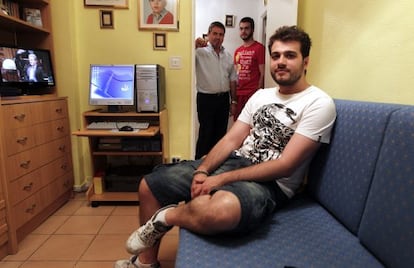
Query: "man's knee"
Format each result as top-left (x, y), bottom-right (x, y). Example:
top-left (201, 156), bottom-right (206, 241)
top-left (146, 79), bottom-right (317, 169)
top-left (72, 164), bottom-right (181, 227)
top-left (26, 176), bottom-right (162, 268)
top-left (192, 191), bottom-right (241, 230)
top-left (138, 177), bottom-right (151, 196)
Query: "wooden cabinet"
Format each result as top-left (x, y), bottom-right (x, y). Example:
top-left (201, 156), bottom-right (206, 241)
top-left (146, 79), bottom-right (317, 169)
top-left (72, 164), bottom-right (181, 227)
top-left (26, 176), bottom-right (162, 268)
top-left (0, 0), bottom-right (52, 49)
top-left (72, 110), bottom-right (169, 206)
top-left (0, 0), bottom-right (72, 259)
top-left (0, 96), bottom-right (73, 255)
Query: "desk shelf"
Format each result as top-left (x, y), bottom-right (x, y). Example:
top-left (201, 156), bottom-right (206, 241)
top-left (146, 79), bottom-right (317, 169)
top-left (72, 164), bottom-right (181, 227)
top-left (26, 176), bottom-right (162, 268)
top-left (86, 184), bottom-right (139, 207)
top-left (72, 109), bottom-right (169, 206)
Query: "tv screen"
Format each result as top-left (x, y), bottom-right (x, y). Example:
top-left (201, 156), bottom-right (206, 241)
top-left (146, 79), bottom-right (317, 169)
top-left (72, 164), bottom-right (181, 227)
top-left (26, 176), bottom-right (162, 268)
top-left (0, 45), bottom-right (55, 95)
top-left (89, 64), bottom-right (135, 112)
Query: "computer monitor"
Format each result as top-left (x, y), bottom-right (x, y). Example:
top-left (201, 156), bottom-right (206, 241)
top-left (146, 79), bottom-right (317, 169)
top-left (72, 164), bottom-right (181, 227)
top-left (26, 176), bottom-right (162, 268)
top-left (0, 45), bottom-right (56, 95)
top-left (88, 64), bottom-right (135, 112)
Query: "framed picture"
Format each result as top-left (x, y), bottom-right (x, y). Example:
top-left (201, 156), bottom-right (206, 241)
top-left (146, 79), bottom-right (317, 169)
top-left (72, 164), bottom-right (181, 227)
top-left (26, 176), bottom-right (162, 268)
top-left (100, 10), bottom-right (114, 28)
top-left (85, 0), bottom-right (128, 9)
top-left (139, 0), bottom-right (179, 31)
top-left (153, 32), bottom-right (167, 50)
top-left (225, 14), bottom-right (235, 27)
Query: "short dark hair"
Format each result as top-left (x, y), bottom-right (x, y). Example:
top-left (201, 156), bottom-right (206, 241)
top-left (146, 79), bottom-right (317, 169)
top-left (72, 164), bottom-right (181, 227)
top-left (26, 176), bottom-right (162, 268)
top-left (268, 25), bottom-right (312, 58)
top-left (208, 21), bottom-right (225, 34)
top-left (239, 17), bottom-right (255, 31)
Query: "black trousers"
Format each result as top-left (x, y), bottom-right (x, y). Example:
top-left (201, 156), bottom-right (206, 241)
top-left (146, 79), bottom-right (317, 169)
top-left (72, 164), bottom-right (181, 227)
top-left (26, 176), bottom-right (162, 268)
top-left (195, 92), bottom-right (230, 159)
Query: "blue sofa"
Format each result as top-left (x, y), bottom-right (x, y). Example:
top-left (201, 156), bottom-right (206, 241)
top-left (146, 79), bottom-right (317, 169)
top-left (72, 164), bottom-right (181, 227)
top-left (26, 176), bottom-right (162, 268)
top-left (175, 100), bottom-right (414, 268)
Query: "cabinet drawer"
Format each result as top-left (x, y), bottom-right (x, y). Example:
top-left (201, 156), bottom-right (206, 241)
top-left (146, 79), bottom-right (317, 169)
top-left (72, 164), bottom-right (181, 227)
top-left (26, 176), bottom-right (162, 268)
top-left (11, 171), bottom-right (73, 228)
top-left (6, 136), bottom-right (70, 181)
top-left (2, 104), bottom-right (33, 129)
top-left (0, 200), bottom-right (7, 247)
top-left (3, 99), bottom-right (68, 129)
top-left (6, 118), bottom-right (69, 155)
top-left (31, 99), bottom-right (68, 122)
top-left (0, 223), bottom-right (8, 247)
top-left (13, 194), bottom-right (42, 229)
top-left (46, 172), bottom-right (74, 201)
top-left (9, 169), bottom-right (42, 206)
top-left (35, 118), bottom-right (69, 145)
top-left (37, 137), bottom-right (71, 167)
top-left (39, 155), bottom-right (73, 186)
top-left (6, 149), bottom-right (42, 181)
top-left (47, 100), bottom-right (68, 121)
top-left (5, 125), bottom-right (38, 156)
top-left (0, 200), bottom-right (6, 224)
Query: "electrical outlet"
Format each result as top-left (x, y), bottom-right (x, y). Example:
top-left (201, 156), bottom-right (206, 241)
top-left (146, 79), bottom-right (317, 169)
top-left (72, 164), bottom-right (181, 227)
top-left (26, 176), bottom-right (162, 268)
top-left (169, 56), bottom-right (182, 69)
top-left (172, 156), bottom-right (181, 163)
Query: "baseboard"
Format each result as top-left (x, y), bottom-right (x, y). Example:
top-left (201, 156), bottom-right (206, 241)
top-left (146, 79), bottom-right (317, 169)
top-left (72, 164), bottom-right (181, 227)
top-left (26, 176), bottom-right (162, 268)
top-left (73, 181), bottom-right (91, 192)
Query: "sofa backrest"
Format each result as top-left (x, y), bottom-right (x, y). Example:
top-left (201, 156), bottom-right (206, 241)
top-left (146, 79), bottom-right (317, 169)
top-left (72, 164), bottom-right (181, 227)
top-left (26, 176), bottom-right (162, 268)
top-left (358, 107), bottom-right (414, 268)
top-left (307, 99), bottom-right (401, 234)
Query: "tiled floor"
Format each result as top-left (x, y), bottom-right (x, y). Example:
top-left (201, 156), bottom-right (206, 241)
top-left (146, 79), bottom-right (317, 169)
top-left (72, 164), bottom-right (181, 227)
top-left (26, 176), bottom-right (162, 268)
top-left (0, 193), bottom-right (178, 268)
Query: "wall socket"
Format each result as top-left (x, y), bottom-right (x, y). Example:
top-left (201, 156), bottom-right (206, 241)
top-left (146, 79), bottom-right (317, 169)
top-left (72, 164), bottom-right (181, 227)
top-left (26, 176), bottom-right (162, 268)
top-left (172, 156), bottom-right (181, 163)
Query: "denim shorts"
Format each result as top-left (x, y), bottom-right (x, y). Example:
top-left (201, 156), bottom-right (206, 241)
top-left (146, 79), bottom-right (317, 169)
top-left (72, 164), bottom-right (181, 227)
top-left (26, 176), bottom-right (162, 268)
top-left (144, 154), bottom-right (289, 234)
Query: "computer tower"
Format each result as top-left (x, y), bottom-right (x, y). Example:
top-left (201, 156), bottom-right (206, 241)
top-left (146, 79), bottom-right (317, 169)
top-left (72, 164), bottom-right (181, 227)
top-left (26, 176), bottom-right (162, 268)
top-left (135, 64), bottom-right (166, 112)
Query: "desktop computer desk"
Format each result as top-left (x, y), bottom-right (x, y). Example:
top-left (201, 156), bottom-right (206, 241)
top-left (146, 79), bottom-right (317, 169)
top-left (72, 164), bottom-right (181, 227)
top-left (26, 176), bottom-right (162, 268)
top-left (72, 109), bottom-right (169, 206)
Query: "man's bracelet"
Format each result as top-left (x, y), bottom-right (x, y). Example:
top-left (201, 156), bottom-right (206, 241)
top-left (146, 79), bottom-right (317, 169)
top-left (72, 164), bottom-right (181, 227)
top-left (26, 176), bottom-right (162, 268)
top-left (231, 100), bottom-right (238, 104)
top-left (192, 170), bottom-right (209, 176)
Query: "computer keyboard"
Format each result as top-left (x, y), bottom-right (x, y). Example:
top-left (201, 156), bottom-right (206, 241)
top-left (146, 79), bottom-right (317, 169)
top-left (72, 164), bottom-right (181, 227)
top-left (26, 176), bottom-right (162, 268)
top-left (87, 121), bottom-right (149, 130)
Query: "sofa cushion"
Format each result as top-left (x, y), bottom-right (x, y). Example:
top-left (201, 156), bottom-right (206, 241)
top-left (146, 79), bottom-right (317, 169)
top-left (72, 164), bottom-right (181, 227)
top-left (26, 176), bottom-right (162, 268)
top-left (358, 107), bottom-right (414, 268)
top-left (308, 100), bottom-right (401, 234)
top-left (176, 196), bottom-right (383, 268)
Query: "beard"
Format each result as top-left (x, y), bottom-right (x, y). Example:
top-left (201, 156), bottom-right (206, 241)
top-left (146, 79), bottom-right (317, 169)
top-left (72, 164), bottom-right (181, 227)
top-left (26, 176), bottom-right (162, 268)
top-left (241, 32), bottom-right (254, 41)
top-left (271, 69), bottom-right (303, 86)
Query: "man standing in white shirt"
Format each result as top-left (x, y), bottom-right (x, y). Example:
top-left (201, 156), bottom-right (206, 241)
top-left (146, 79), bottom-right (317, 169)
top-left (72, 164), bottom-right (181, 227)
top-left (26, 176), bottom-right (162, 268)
top-left (194, 21), bottom-right (237, 159)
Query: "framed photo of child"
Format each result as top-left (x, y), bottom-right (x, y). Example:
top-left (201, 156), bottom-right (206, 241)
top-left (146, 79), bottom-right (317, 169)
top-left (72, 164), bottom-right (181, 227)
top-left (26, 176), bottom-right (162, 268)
top-left (84, 0), bottom-right (128, 9)
top-left (138, 0), bottom-right (179, 31)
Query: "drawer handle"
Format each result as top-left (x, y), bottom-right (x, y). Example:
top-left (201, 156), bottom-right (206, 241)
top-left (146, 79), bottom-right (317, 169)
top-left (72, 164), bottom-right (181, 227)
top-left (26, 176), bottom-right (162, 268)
top-left (25, 204), bottom-right (36, 214)
top-left (55, 108), bottom-right (63, 114)
top-left (57, 126), bottom-right (65, 132)
top-left (58, 145), bottom-right (66, 152)
top-left (23, 182), bottom-right (33, 191)
top-left (20, 160), bottom-right (31, 169)
top-left (61, 163), bottom-right (67, 170)
top-left (16, 137), bottom-right (28, 144)
top-left (14, 114), bottom-right (26, 121)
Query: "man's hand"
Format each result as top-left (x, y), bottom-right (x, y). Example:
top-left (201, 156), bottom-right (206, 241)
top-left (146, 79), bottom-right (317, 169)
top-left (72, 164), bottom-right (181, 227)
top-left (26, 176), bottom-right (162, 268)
top-left (191, 173), bottom-right (207, 198)
top-left (191, 173), bottom-right (225, 198)
top-left (230, 102), bottom-right (237, 116)
top-left (195, 37), bottom-right (207, 48)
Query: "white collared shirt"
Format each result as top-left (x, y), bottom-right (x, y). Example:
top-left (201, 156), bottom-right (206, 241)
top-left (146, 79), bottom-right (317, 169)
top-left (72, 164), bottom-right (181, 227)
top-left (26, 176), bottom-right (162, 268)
top-left (195, 43), bottom-right (237, 94)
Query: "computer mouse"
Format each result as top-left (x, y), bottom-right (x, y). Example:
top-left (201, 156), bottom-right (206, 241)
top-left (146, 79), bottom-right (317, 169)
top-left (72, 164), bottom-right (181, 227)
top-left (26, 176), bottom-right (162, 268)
top-left (119, 125), bottom-right (134, 132)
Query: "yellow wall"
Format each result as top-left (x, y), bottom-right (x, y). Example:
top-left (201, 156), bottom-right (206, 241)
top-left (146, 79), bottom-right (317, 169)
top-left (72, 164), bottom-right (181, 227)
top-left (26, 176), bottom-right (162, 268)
top-left (50, 1), bottom-right (193, 188)
top-left (298, 0), bottom-right (414, 104)
top-left (50, 1), bottom-right (414, 188)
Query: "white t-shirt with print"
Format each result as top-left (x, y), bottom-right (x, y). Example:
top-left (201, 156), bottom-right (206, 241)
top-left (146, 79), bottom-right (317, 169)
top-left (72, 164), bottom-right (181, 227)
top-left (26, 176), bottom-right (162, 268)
top-left (235, 86), bottom-right (336, 197)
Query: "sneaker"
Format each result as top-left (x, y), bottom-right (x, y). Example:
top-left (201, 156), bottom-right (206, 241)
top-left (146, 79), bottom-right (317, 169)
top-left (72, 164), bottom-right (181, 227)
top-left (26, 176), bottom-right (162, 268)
top-left (114, 255), bottom-right (160, 268)
top-left (126, 205), bottom-right (176, 255)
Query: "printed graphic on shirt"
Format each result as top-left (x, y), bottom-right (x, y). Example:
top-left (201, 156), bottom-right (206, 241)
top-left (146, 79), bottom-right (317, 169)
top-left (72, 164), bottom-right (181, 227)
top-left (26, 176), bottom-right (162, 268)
top-left (235, 50), bottom-right (255, 80)
top-left (236, 103), bottom-right (296, 163)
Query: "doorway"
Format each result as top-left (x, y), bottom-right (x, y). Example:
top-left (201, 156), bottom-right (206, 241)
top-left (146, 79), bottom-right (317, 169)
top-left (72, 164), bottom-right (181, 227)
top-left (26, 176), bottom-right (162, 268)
top-left (192, 0), bottom-right (267, 158)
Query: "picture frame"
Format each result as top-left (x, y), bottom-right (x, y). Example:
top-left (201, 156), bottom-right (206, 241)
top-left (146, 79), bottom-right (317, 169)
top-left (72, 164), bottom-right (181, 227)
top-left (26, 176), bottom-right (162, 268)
top-left (100, 10), bottom-right (114, 29)
top-left (153, 32), bottom-right (167, 50)
top-left (225, 14), bottom-right (235, 27)
top-left (85, 0), bottom-right (128, 9)
top-left (139, 0), bottom-right (179, 31)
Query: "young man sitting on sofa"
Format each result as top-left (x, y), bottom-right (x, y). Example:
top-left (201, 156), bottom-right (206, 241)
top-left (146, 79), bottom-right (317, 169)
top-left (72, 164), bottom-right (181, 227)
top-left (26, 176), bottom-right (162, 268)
top-left (115, 25), bottom-right (337, 268)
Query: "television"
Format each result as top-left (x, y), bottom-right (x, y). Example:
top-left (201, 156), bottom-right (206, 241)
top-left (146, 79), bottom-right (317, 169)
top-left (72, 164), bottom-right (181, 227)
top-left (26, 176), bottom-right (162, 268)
top-left (88, 64), bottom-right (135, 112)
top-left (0, 45), bottom-right (55, 96)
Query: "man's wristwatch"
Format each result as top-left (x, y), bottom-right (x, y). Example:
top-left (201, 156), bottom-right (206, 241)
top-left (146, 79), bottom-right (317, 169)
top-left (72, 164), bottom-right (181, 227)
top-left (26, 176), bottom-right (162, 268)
top-left (231, 100), bottom-right (238, 104)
